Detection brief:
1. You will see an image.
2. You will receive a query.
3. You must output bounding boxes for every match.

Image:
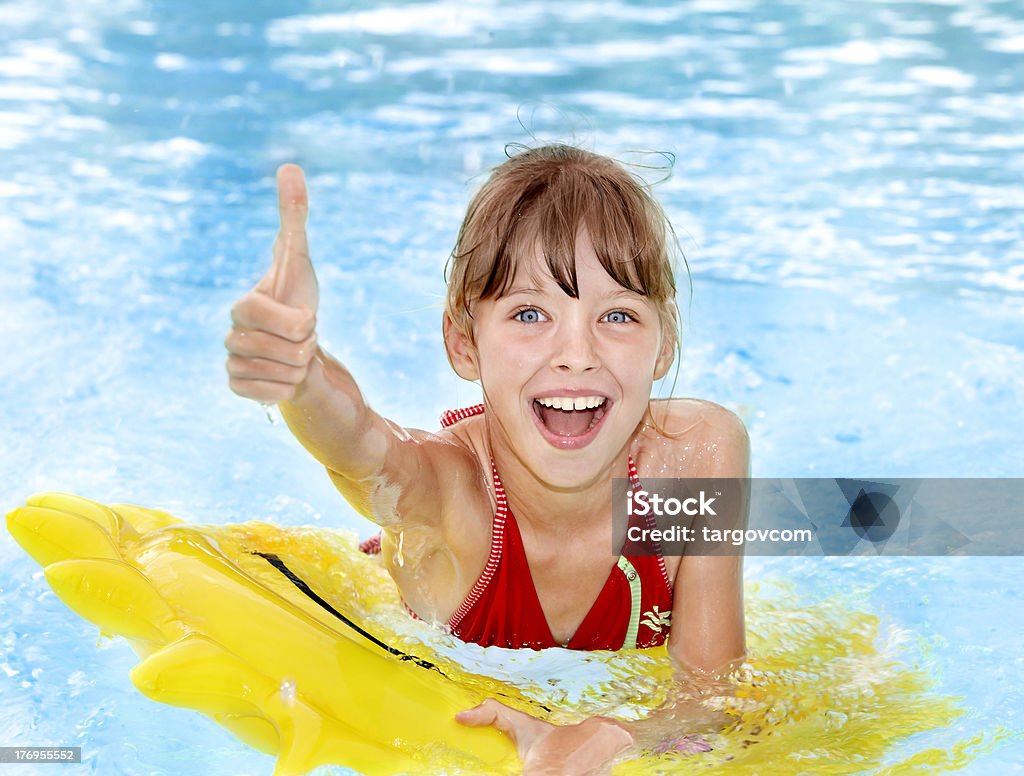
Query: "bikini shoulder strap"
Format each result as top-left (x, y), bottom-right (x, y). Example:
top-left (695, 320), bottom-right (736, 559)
top-left (440, 403), bottom-right (485, 428)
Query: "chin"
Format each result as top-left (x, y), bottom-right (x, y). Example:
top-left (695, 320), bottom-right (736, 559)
top-left (525, 441), bottom-right (626, 491)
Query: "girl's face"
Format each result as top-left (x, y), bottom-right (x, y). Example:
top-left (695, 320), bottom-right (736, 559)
top-left (450, 230), bottom-right (674, 490)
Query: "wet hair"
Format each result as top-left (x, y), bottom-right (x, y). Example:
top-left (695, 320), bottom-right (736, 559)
top-left (444, 144), bottom-right (683, 354)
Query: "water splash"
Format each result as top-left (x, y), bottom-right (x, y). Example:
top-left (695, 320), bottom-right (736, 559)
top-left (240, 523), bottom-right (997, 775)
top-left (261, 402), bottom-right (278, 425)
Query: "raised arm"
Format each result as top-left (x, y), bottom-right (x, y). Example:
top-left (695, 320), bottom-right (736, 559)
top-left (224, 165), bottom-right (450, 527)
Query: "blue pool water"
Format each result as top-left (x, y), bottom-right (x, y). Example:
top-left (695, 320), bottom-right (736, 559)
top-left (2, 0), bottom-right (1023, 773)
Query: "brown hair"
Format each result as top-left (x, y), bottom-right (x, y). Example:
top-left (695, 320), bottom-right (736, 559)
top-left (444, 144), bottom-right (683, 353)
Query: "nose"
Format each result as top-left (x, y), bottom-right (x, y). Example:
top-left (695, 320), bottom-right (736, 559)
top-left (550, 317), bottom-right (601, 374)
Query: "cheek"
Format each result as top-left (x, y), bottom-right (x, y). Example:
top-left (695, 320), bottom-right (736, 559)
top-left (608, 334), bottom-right (660, 372)
top-left (643, 328), bottom-right (669, 368)
top-left (612, 359), bottom-right (661, 404)
top-left (475, 336), bottom-right (519, 380)
top-left (477, 344), bottom-right (541, 406)
top-left (478, 327), bottom-right (532, 365)
top-left (485, 351), bottom-right (533, 385)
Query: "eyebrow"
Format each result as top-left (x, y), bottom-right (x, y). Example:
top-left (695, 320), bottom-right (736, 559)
top-left (603, 289), bottom-right (645, 301)
top-left (501, 286), bottom-right (646, 303)
top-left (502, 286), bottom-right (546, 297)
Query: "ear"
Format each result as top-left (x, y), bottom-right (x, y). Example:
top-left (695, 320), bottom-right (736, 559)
top-left (443, 313), bottom-right (480, 381)
top-left (653, 328), bottom-right (676, 381)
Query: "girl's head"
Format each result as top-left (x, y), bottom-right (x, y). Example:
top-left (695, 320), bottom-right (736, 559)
top-left (445, 144), bottom-right (680, 355)
top-left (443, 144), bottom-right (683, 482)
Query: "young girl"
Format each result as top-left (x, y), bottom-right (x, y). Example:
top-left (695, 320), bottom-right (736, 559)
top-left (225, 145), bottom-right (749, 774)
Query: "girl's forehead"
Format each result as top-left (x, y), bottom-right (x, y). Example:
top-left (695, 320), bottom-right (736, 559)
top-left (506, 246), bottom-right (561, 288)
top-left (504, 242), bottom-right (644, 298)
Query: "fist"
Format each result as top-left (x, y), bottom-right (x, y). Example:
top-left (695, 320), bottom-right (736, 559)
top-left (225, 164), bottom-right (320, 403)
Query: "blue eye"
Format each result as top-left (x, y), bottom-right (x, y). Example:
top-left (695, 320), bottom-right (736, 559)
top-left (515, 308), bottom-right (543, 323)
top-left (604, 311), bottom-right (633, 324)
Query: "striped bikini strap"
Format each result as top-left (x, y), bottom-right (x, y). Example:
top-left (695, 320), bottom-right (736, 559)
top-left (447, 458), bottom-right (507, 631)
top-left (440, 403), bottom-right (485, 428)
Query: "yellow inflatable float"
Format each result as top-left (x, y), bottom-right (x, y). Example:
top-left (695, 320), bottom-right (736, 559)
top-left (6, 493), bottom-right (527, 776)
top-left (7, 493), bottom-right (991, 776)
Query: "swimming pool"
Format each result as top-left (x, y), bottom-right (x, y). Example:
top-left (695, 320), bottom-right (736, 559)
top-left (2, 0), bottom-right (1022, 773)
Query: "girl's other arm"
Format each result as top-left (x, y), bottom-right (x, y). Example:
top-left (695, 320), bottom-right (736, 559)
top-left (225, 165), bottom-right (449, 527)
top-left (610, 404), bottom-right (751, 751)
top-left (668, 405), bottom-right (750, 673)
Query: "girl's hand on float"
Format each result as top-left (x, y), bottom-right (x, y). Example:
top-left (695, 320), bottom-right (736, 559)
top-left (457, 699), bottom-right (633, 776)
top-left (225, 164), bottom-right (320, 403)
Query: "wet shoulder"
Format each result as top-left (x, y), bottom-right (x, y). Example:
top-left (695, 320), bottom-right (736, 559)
top-left (432, 413), bottom-right (497, 516)
top-left (435, 412), bottom-right (489, 469)
top-left (635, 398), bottom-right (750, 478)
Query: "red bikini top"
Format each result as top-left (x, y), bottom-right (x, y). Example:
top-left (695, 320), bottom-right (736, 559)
top-left (439, 404), bottom-right (673, 650)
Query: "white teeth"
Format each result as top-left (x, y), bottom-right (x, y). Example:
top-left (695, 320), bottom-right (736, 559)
top-left (536, 396), bottom-right (606, 411)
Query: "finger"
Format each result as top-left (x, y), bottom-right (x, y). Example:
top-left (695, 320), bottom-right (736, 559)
top-left (458, 699), bottom-right (552, 765)
top-left (225, 355), bottom-right (309, 385)
top-left (457, 699), bottom-right (549, 742)
top-left (227, 377), bottom-right (298, 403)
top-left (277, 163), bottom-right (308, 234)
top-left (224, 330), bottom-right (316, 367)
top-left (271, 164), bottom-right (318, 312)
top-left (456, 699), bottom-right (505, 729)
top-left (231, 292), bottom-right (316, 342)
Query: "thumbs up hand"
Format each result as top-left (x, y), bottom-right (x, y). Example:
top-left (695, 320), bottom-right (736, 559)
top-left (226, 165), bottom-right (320, 403)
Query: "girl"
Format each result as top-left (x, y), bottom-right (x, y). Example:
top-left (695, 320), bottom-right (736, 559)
top-left (225, 145), bottom-right (749, 774)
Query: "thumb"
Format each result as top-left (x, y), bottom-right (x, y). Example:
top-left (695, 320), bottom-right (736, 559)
top-left (267, 163), bottom-right (319, 312)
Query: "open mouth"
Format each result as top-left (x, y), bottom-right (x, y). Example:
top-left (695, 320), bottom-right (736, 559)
top-left (532, 395), bottom-right (609, 439)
